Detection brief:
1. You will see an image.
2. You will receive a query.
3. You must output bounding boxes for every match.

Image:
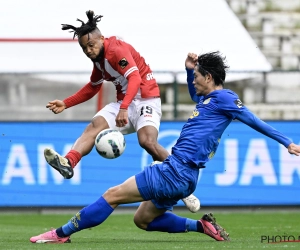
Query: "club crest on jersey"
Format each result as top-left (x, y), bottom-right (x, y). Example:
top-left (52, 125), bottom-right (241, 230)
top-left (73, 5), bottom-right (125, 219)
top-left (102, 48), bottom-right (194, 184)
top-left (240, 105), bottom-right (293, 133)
top-left (203, 98), bottom-right (211, 104)
top-left (190, 109), bottom-right (199, 118)
top-left (234, 99), bottom-right (244, 108)
top-left (118, 58), bottom-right (129, 69)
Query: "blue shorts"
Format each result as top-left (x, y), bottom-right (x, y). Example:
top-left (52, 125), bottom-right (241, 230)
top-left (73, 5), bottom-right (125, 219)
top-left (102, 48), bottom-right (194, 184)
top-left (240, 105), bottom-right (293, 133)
top-left (135, 155), bottom-right (199, 211)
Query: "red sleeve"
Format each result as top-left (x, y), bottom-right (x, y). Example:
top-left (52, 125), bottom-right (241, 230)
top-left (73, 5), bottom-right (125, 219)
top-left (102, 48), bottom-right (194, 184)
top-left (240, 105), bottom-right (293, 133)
top-left (109, 43), bottom-right (141, 109)
top-left (120, 70), bottom-right (142, 109)
top-left (63, 82), bottom-right (102, 108)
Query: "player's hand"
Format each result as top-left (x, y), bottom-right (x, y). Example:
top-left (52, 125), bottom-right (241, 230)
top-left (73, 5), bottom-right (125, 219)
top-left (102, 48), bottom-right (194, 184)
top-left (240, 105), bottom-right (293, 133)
top-left (46, 100), bottom-right (66, 114)
top-left (185, 53), bottom-right (198, 70)
top-left (287, 143), bottom-right (300, 156)
top-left (116, 109), bottom-right (128, 127)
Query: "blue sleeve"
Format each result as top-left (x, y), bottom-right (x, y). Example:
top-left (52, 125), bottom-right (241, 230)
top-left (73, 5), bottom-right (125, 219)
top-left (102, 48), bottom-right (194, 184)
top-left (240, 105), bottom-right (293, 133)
top-left (236, 108), bottom-right (292, 148)
top-left (186, 68), bottom-right (201, 103)
top-left (217, 90), bottom-right (246, 119)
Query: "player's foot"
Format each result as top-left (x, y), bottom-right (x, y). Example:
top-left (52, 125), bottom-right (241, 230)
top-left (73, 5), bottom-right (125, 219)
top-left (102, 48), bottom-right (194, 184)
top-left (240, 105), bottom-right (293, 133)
top-left (30, 229), bottom-right (71, 244)
top-left (182, 194), bottom-right (201, 213)
top-left (199, 213), bottom-right (230, 241)
top-left (44, 148), bottom-right (74, 179)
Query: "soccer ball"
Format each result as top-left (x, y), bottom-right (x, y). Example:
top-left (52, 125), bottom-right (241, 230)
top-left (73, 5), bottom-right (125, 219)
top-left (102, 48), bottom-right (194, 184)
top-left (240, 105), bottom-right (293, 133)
top-left (94, 129), bottom-right (126, 159)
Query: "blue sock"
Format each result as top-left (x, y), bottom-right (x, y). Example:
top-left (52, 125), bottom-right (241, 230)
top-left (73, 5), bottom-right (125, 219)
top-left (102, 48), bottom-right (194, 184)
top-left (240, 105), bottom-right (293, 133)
top-left (185, 218), bottom-right (198, 232)
top-left (146, 212), bottom-right (188, 233)
top-left (57, 196), bottom-right (114, 236)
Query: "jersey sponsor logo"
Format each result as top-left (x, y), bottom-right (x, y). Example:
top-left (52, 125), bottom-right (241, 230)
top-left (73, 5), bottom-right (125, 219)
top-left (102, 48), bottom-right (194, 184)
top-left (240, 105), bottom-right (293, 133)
top-left (112, 78), bottom-right (121, 86)
top-left (203, 98), bottom-right (211, 104)
top-left (146, 72), bottom-right (155, 80)
top-left (190, 109), bottom-right (199, 119)
top-left (234, 99), bottom-right (244, 108)
top-left (118, 58), bottom-right (129, 69)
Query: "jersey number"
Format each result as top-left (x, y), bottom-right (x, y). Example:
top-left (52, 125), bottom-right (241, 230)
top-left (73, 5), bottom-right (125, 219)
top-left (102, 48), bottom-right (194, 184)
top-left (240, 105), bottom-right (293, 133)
top-left (140, 106), bottom-right (153, 116)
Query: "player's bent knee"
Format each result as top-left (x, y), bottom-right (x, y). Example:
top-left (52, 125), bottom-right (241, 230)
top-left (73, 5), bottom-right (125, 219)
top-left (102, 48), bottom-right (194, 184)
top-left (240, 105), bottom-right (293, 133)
top-left (82, 122), bottom-right (99, 137)
top-left (133, 216), bottom-right (148, 230)
top-left (139, 138), bottom-right (157, 152)
top-left (102, 186), bottom-right (122, 205)
top-left (84, 116), bottom-right (109, 138)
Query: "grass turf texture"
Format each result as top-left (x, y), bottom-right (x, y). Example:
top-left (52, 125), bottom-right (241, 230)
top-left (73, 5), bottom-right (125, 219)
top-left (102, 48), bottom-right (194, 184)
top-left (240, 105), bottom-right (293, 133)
top-left (1, 211), bottom-right (300, 249)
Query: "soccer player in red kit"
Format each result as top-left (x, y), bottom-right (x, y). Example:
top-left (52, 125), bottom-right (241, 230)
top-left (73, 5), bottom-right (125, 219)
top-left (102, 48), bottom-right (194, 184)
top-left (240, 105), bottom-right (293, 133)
top-left (44, 10), bottom-right (200, 213)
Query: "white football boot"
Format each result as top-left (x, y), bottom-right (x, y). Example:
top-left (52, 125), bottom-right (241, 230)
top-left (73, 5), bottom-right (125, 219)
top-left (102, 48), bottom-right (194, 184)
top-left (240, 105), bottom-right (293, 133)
top-left (182, 194), bottom-right (201, 213)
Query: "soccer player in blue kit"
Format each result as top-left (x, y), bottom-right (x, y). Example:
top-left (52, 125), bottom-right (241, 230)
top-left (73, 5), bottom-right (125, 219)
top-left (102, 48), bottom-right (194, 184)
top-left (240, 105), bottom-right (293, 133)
top-left (30, 51), bottom-right (300, 244)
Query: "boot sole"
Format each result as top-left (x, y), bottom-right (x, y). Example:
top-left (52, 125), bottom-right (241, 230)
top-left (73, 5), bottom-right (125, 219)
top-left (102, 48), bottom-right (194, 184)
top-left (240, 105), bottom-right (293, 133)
top-left (44, 149), bottom-right (74, 179)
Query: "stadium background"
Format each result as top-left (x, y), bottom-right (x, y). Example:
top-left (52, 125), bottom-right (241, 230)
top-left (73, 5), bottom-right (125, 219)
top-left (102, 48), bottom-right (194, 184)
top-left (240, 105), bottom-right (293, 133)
top-left (0, 0), bottom-right (300, 209)
top-left (1, 121), bottom-right (299, 207)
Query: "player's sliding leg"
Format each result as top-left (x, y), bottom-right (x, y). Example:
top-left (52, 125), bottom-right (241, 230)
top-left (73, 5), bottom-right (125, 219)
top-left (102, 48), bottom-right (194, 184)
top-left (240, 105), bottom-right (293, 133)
top-left (134, 201), bottom-right (229, 241)
top-left (30, 176), bottom-right (141, 244)
top-left (30, 197), bottom-right (228, 243)
top-left (146, 212), bottom-right (229, 241)
top-left (30, 168), bottom-right (229, 243)
top-left (30, 196), bottom-right (113, 243)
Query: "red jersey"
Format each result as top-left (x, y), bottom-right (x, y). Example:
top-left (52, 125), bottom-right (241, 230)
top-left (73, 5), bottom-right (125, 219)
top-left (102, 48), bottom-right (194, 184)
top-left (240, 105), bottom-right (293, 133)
top-left (64, 36), bottom-right (160, 110)
top-left (91, 36), bottom-right (160, 108)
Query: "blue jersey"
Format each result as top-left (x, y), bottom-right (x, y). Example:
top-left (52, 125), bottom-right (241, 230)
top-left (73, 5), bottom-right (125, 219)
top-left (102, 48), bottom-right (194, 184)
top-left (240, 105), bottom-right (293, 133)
top-left (171, 69), bottom-right (292, 168)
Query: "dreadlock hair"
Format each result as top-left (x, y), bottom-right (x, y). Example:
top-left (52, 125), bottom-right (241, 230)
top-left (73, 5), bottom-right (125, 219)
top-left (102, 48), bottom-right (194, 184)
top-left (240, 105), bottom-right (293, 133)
top-left (61, 10), bottom-right (103, 39)
top-left (197, 51), bottom-right (229, 87)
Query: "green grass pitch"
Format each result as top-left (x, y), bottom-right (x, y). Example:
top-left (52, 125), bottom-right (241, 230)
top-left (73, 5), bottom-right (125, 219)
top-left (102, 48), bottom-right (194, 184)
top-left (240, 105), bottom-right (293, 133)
top-left (1, 209), bottom-right (300, 249)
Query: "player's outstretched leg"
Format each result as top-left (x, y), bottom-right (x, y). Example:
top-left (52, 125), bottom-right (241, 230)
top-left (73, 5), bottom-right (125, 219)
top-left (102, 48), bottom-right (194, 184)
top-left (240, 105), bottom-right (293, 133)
top-left (44, 148), bottom-right (74, 179)
top-left (30, 229), bottom-right (71, 244)
top-left (199, 213), bottom-right (230, 241)
top-left (182, 194), bottom-right (201, 213)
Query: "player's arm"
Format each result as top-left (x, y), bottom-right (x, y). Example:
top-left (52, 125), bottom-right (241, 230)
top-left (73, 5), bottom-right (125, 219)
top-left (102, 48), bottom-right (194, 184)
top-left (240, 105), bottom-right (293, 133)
top-left (63, 82), bottom-right (102, 108)
top-left (185, 53), bottom-right (200, 103)
top-left (120, 70), bottom-right (141, 109)
top-left (116, 70), bottom-right (141, 127)
top-left (236, 109), bottom-right (300, 155)
top-left (186, 68), bottom-right (200, 103)
top-left (220, 92), bottom-right (299, 154)
top-left (113, 49), bottom-right (141, 110)
top-left (235, 109), bottom-right (292, 148)
top-left (109, 46), bottom-right (141, 126)
top-left (46, 81), bottom-right (101, 114)
top-left (63, 65), bottom-right (103, 108)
